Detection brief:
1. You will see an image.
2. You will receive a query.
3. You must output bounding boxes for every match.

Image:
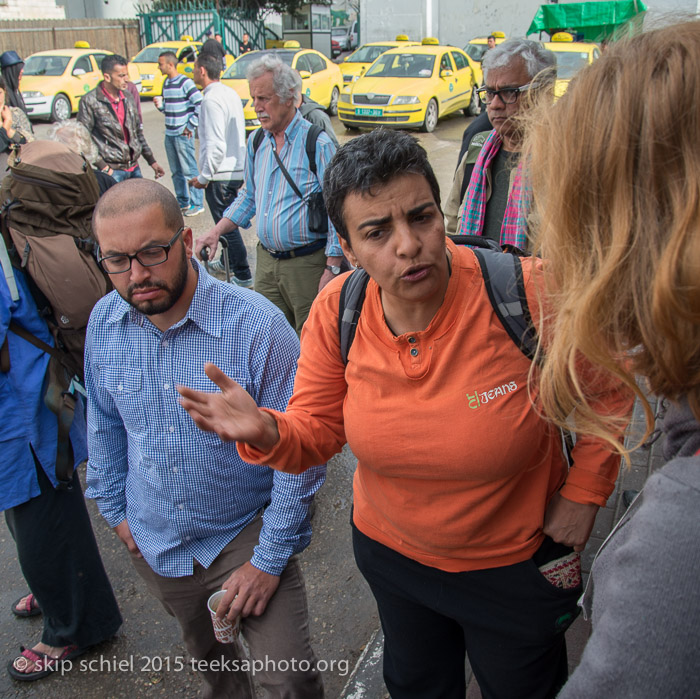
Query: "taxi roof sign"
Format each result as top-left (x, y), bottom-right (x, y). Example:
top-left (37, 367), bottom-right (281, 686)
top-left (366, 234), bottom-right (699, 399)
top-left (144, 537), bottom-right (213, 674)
top-left (551, 31), bottom-right (574, 42)
top-left (180, 35), bottom-right (194, 41)
top-left (421, 37), bottom-right (440, 45)
top-left (491, 31), bottom-right (506, 38)
top-left (74, 40), bottom-right (90, 48)
top-left (395, 34), bottom-right (410, 41)
top-left (283, 40), bottom-right (301, 48)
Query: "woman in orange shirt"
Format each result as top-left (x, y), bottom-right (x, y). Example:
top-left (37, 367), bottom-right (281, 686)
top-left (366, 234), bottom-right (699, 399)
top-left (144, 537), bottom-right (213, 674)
top-left (179, 129), bottom-right (630, 698)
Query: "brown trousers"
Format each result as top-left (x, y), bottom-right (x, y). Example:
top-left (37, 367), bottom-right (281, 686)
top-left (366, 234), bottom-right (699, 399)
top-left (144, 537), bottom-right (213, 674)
top-left (131, 515), bottom-right (323, 698)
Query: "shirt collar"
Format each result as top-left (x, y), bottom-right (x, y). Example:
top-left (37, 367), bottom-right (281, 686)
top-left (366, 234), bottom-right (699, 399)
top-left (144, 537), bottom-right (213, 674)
top-left (105, 259), bottom-right (223, 338)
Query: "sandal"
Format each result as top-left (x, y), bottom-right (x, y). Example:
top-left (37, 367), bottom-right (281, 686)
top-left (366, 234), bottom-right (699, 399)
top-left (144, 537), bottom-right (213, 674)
top-left (11, 593), bottom-right (41, 618)
top-left (7, 644), bottom-right (82, 681)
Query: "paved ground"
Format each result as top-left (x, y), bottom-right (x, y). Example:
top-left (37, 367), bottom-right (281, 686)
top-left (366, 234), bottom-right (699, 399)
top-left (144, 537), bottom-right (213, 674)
top-left (1, 100), bottom-right (664, 699)
top-left (0, 101), bottom-right (471, 698)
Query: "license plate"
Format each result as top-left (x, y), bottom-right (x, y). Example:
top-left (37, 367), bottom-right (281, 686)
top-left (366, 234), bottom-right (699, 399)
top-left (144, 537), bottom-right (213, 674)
top-left (355, 107), bottom-right (382, 116)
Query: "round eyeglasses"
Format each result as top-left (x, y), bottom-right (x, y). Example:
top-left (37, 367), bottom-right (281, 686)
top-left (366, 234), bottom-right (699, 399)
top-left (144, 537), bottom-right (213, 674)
top-left (98, 227), bottom-right (186, 275)
top-left (476, 83), bottom-right (533, 105)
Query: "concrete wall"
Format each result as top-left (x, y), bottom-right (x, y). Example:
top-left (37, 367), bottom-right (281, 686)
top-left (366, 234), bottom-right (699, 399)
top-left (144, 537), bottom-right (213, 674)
top-left (360, 0), bottom-right (699, 47)
top-left (0, 0), bottom-right (65, 20)
top-left (62, 0), bottom-right (153, 19)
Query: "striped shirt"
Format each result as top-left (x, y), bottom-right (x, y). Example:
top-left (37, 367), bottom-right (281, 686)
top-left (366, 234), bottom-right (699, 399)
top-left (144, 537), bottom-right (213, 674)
top-left (84, 261), bottom-right (325, 578)
top-left (224, 110), bottom-right (343, 257)
top-left (158, 74), bottom-right (202, 137)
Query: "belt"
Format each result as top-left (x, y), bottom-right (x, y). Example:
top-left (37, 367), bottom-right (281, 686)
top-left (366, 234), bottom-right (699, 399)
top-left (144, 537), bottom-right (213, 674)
top-left (261, 238), bottom-right (326, 260)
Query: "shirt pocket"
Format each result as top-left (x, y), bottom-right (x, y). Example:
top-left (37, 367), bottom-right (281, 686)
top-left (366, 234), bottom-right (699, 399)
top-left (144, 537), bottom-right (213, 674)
top-left (98, 365), bottom-right (147, 433)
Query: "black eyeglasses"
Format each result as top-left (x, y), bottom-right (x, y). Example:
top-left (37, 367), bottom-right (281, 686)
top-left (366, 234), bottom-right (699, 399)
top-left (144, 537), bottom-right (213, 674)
top-left (98, 227), bottom-right (186, 274)
top-left (476, 83), bottom-right (533, 105)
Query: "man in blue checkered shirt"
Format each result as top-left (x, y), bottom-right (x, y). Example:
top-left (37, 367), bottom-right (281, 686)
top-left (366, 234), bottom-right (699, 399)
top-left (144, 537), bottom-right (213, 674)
top-left (84, 179), bottom-right (326, 698)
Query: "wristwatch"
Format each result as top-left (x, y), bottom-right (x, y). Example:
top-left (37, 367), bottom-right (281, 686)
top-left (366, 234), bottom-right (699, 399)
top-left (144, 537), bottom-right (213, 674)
top-left (325, 264), bottom-right (341, 275)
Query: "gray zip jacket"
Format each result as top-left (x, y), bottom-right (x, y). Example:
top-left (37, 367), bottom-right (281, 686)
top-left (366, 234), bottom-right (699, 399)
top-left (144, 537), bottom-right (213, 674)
top-left (559, 398), bottom-right (700, 697)
top-left (78, 82), bottom-right (155, 172)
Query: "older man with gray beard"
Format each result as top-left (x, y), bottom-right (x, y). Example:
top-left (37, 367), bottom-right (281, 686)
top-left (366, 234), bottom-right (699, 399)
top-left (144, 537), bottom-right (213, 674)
top-left (445, 39), bottom-right (556, 247)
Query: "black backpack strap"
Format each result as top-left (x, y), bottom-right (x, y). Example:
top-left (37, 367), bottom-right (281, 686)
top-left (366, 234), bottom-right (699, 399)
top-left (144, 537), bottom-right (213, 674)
top-left (338, 268), bottom-right (371, 365)
top-left (471, 248), bottom-right (537, 360)
top-left (306, 124), bottom-right (322, 178)
top-left (252, 127), bottom-right (265, 158)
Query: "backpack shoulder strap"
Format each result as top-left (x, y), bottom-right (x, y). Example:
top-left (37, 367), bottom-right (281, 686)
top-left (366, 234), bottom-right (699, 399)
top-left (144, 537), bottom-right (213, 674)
top-left (338, 268), bottom-right (371, 365)
top-left (305, 123), bottom-right (322, 178)
top-left (471, 248), bottom-right (537, 360)
top-left (252, 127), bottom-right (265, 158)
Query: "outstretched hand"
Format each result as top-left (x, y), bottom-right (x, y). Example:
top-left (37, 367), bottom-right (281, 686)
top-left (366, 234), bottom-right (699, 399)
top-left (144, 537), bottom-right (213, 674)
top-left (177, 363), bottom-right (280, 451)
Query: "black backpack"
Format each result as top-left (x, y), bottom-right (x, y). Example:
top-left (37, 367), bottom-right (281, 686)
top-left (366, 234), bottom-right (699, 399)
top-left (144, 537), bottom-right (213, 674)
top-left (338, 235), bottom-right (574, 462)
top-left (339, 235), bottom-right (536, 364)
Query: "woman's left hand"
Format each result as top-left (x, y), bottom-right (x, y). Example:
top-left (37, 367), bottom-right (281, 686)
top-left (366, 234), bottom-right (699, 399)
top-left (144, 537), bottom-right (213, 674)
top-left (543, 493), bottom-right (599, 552)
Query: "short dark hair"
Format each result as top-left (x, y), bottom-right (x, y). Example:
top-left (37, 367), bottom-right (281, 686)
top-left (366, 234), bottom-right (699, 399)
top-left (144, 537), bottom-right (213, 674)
top-left (101, 54), bottom-right (128, 74)
top-left (195, 52), bottom-right (221, 80)
top-left (158, 51), bottom-right (178, 65)
top-left (323, 129), bottom-right (441, 244)
top-left (487, 35), bottom-right (496, 41)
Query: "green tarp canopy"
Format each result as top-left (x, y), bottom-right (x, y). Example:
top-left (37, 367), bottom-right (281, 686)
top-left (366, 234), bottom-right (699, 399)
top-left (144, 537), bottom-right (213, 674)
top-left (527, 1), bottom-right (647, 42)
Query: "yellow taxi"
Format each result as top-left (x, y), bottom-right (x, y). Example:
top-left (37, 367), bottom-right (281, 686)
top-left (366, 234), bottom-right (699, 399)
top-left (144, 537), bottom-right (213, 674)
top-left (130, 36), bottom-right (236, 97)
top-left (130, 37), bottom-right (204, 97)
top-left (339, 35), bottom-right (420, 86)
top-left (463, 31), bottom-right (506, 85)
top-left (544, 32), bottom-right (600, 98)
top-left (20, 42), bottom-right (141, 122)
top-left (221, 42), bottom-right (343, 132)
top-left (338, 39), bottom-right (479, 133)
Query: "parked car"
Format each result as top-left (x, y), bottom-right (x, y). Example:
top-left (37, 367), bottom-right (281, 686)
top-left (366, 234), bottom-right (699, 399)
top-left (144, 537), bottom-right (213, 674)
top-left (340, 35), bottom-right (420, 85)
top-left (338, 38), bottom-right (480, 133)
top-left (130, 36), bottom-right (235, 97)
top-left (331, 38), bottom-right (342, 58)
top-left (332, 21), bottom-right (358, 53)
top-left (20, 42), bottom-right (141, 122)
top-left (221, 42), bottom-right (343, 131)
top-left (544, 32), bottom-right (600, 97)
top-left (464, 30), bottom-right (506, 86)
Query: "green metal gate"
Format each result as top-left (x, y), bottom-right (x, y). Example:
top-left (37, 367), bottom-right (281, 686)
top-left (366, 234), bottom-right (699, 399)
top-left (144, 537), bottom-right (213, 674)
top-left (137, 3), bottom-right (266, 55)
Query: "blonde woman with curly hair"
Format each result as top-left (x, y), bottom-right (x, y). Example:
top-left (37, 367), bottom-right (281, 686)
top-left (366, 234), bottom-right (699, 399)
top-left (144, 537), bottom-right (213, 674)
top-left (525, 20), bottom-right (700, 696)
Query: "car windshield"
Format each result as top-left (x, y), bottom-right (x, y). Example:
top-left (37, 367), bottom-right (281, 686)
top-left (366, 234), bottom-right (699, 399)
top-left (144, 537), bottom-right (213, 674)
top-left (553, 51), bottom-right (590, 79)
top-left (346, 44), bottom-right (394, 63)
top-left (366, 53), bottom-right (435, 78)
top-left (223, 50), bottom-right (295, 79)
top-left (132, 46), bottom-right (171, 63)
top-left (465, 44), bottom-right (488, 62)
top-left (332, 28), bottom-right (347, 37)
top-left (23, 55), bottom-right (70, 77)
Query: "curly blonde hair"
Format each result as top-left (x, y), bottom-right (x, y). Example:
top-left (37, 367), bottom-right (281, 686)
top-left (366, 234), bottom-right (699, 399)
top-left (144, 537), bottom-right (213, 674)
top-left (525, 20), bottom-right (700, 456)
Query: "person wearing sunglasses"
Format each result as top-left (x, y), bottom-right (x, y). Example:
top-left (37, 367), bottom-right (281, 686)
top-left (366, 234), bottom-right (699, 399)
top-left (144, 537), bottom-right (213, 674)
top-left (445, 39), bottom-right (555, 245)
top-left (85, 179), bottom-right (326, 698)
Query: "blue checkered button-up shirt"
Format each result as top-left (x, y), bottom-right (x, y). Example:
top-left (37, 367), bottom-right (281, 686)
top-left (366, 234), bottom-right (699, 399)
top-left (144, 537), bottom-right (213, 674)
top-left (84, 261), bottom-right (325, 577)
top-left (223, 109), bottom-right (343, 257)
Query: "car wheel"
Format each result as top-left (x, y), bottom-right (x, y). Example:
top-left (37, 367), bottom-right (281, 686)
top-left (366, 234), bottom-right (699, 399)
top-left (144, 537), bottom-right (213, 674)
top-left (51, 93), bottom-right (71, 122)
top-left (421, 98), bottom-right (438, 133)
top-left (327, 87), bottom-right (340, 116)
top-left (465, 86), bottom-right (481, 117)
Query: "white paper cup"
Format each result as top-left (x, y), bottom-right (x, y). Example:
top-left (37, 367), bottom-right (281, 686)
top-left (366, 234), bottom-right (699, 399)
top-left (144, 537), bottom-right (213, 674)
top-left (207, 590), bottom-right (240, 644)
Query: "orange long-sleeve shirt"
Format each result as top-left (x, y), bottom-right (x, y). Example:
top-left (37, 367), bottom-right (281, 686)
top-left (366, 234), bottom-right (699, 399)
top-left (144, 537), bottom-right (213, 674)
top-left (240, 240), bottom-right (629, 572)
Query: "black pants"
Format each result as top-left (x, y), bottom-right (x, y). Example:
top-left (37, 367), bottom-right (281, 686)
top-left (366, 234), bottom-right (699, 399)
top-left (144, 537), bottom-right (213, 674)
top-left (4, 456), bottom-right (122, 649)
top-left (353, 524), bottom-right (579, 699)
top-left (204, 178), bottom-right (251, 281)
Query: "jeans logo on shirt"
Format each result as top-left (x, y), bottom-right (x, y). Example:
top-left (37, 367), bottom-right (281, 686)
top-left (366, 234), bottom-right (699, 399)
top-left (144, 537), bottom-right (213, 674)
top-left (466, 381), bottom-right (518, 409)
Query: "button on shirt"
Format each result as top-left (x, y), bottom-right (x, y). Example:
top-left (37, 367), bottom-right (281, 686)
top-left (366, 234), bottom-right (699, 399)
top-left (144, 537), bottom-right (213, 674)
top-left (84, 261), bottom-right (325, 578)
top-left (223, 109), bottom-right (343, 257)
